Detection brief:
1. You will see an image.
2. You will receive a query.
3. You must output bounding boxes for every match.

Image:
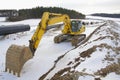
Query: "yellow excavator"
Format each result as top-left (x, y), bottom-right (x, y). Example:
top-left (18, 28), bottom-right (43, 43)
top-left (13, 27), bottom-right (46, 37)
top-left (5, 12), bottom-right (86, 77)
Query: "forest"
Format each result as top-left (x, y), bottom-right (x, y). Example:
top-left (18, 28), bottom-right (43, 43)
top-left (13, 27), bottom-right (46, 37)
top-left (0, 10), bottom-right (18, 17)
top-left (91, 13), bottom-right (120, 18)
top-left (0, 7), bottom-right (85, 21)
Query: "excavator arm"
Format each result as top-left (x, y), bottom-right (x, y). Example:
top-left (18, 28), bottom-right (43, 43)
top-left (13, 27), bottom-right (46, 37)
top-left (29, 12), bottom-right (71, 55)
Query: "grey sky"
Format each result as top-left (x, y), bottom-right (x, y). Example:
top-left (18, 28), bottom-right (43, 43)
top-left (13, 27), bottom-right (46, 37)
top-left (0, 0), bottom-right (120, 14)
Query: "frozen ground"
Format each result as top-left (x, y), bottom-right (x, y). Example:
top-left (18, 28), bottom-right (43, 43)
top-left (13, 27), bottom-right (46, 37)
top-left (0, 17), bottom-right (120, 80)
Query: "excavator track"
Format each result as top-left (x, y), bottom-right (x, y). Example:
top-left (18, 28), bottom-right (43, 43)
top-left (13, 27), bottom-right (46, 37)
top-left (54, 34), bottom-right (68, 43)
top-left (71, 34), bottom-right (86, 46)
top-left (5, 44), bottom-right (33, 77)
top-left (54, 34), bottom-right (86, 46)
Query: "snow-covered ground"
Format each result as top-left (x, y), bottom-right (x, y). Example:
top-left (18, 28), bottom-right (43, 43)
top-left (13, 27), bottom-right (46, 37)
top-left (86, 16), bottom-right (120, 22)
top-left (0, 17), bottom-right (120, 80)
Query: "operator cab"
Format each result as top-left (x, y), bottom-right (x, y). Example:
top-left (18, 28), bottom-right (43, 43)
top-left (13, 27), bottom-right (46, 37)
top-left (71, 20), bottom-right (82, 32)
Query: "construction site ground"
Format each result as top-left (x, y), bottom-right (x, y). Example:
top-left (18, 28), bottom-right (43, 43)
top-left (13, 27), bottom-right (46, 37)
top-left (0, 16), bottom-right (120, 80)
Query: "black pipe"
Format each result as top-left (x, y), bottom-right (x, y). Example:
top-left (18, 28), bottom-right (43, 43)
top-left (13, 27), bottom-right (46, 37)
top-left (0, 24), bottom-right (30, 35)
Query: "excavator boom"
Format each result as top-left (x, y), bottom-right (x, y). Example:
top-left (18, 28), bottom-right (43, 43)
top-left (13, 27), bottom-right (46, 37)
top-left (29, 12), bottom-right (73, 54)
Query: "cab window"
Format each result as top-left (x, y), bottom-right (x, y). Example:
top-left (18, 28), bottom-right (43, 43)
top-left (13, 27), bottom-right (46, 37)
top-left (71, 20), bottom-right (82, 32)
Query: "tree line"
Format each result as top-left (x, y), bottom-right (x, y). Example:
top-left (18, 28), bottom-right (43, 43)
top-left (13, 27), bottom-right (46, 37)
top-left (0, 10), bottom-right (18, 17)
top-left (91, 13), bottom-right (120, 18)
top-left (5, 7), bottom-right (85, 21)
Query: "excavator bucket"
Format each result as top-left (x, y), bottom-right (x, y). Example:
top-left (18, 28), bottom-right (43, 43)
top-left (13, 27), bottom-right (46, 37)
top-left (5, 44), bottom-right (33, 77)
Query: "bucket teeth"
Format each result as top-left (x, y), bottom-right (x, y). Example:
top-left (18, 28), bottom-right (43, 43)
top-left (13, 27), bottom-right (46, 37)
top-left (5, 67), bottom-right (20, 77)
top-left (5, 44), bottom-right (33, 77)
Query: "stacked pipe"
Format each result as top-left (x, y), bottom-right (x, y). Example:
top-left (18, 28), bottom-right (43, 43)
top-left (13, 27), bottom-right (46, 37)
top-left (0, 24), bottom-right (30, 35)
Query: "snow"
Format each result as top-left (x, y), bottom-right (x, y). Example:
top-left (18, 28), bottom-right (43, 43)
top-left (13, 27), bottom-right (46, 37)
top-left (102, 72), bottom-right (120, 80)
top-left (75, 48), bottom-right (109, 73)
top-left (0, 16), bottom-right (120, 80)
top-left (86, 16), bottom-right (120, 22)
top-left (41, 17), bottom-right (120, 79)
top-left (0, 17), bottom-right (6, 22)
top-left (0, 17), bottom-right (74, 80)
top-left (78, 75), bottom-right (94, 80)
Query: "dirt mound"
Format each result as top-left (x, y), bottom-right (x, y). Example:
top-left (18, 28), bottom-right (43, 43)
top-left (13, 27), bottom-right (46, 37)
top-left (94, 63), bottom-right (120, 77)
top-left (39, 20), bottom-right (120, 80)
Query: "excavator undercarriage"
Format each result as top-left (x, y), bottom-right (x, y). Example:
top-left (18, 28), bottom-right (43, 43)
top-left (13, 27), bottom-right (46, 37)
top-left (54, 34), bottom-right (86, 46)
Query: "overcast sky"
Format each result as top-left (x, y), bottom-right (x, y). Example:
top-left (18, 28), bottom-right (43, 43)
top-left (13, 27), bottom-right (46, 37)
top-left (0, 0), bottom-right (120, 14)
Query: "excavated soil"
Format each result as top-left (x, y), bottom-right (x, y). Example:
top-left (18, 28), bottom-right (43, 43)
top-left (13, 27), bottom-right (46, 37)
top-left (39, 21), bottom-right (120, 80)
top-left (94, 63), bottom-right (120, 77)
